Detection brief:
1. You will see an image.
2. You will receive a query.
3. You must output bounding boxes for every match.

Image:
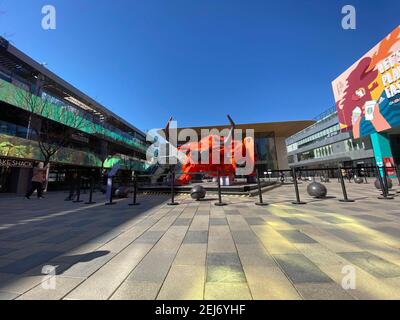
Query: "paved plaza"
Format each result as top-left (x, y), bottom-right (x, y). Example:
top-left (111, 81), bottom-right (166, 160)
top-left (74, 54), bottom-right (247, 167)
top-left (0, 180), bottom-right (400, 300)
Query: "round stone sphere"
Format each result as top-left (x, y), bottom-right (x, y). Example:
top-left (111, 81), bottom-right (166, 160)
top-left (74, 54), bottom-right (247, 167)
top-left (354, 176), bottom-right (363, 184)
top-left (115, 186), bottom-right (129, 198)
top-left (307, 181), bottom-right (327, 198)
top-left (374, 178), bottom-right (393, 190)
top-left (190, 185), bottom-right (206, 200)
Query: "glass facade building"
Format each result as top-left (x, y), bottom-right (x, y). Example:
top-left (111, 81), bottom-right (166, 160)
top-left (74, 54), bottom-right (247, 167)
top-left (0, 37), bottom-right (149, 193)
top-left (254, 132), bottom-right (279, 173)
top-left (285, 107), bottom-right (375, 171)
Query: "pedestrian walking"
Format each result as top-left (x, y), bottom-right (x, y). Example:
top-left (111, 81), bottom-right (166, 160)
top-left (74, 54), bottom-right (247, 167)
top-left (347, 169), bottom-right (353, 183)
top-left (25, 162), bottom-right (48, 199)
top-left (279, 171), bottom-right (285, 183)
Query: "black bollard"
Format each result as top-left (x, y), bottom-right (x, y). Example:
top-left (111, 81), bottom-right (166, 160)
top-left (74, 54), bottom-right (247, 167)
top-left (364, 167), bottom-right (368, 184)
top-left (214, 170), bottom-right (227, 206)
top-left (382, 165), bottom-right (395, 196)
top-left (255, 166), bottom-right (268, 206)
top-left (292, 168), bottom-right (306, 205)
top-left (85, 176), bottom-right (96, 204)
top-left (129, 173), bottom-right (140, 206)
top-left (338, 166), bottom-right (354, 202)
top-left (65, 174), bottom-right (76, 201)
top-left (168, 167), bottom-right (179, 205)
top-left (73, 175), bottom-right (83, 203)
top-left (394, 165), bottom-right (400, 186)
top-left (377, 166), bottom-right (393, 200)
top-left (105, 176), bottom-right (116, 205)
top-left (82, 177), bottom-right (87, 194)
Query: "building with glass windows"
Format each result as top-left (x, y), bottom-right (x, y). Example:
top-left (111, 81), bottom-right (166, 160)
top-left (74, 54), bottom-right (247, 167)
top-left (285, 107), bottom-right (376, 171)
top-left (0, 37), bottom-right (149, 193)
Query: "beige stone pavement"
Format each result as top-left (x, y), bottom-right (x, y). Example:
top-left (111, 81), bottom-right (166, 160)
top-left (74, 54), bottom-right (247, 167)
top-left (0, 180), bottom-right (400, 300)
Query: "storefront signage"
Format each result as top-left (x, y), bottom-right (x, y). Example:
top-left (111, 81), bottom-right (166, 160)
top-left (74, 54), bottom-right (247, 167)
top-left (0, 158), bottom-right (33, 168)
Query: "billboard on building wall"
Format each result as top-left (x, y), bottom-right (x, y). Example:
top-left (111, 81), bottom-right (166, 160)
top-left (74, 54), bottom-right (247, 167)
top-left (332, 25), bottom-right (400, 139)
top-left (0, 133), bottom-right (147, 170)
top-left (0, 79), bottom-right (147, 152)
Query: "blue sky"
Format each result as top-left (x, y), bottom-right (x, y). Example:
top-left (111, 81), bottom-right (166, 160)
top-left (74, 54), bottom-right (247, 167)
top-left (0, 0), bottom-right (399, 132)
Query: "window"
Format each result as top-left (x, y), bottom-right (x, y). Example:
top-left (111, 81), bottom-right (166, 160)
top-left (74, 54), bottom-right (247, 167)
top-left (292, 124), bottom-right (340, 149)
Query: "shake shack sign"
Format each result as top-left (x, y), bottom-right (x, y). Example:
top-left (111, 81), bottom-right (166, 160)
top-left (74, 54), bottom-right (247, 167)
top-left (0, 158), bottom-right (33, 168)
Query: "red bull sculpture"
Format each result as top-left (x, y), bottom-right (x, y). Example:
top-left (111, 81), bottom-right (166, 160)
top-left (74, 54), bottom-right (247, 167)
top-left (166, 115), bottom-right (255, 185)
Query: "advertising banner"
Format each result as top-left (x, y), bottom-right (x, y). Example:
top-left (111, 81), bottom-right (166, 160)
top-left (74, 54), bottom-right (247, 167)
top-left (332, 26), bottom-right (400, 139)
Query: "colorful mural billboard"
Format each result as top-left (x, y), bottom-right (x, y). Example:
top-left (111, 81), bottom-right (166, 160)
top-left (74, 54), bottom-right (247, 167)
top-left (332, 26), bottom-right (400, 139)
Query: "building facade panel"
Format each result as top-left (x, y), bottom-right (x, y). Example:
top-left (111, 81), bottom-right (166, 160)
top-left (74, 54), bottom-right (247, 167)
top-left (286, 108), bottom-right (376, 170)
top-left (0, 37), bottom-right (149, 193)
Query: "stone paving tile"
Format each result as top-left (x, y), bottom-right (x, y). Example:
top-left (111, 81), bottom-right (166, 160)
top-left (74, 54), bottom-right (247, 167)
top-left (68, 219), bottom-right (97, 228)
top-left (207, 253), bottom-right (242, 267)
top-left (224, 209), bottom-right (240, 215)
top-left (317, 216), bottom-right (351, 225)
top-left (274, 254), bottom-right (333, 284)
top-left (373, 226), bottom-right (400, 237)
top-left (1, 184), bottom-right (400, 299)
top-left (207, 237), bottom-right (237, 253)
top-left (324, 228), bottom-right (365, 243)
top-left (173, 218), bottom-right (192, 226)
top-left (18, 276), bottom-right (84, 300)
top-left (295, 283), bottom-right (354, 300)
top-left (60, 251), bottom-right (116, 278)
top-left (110, 280), bottom-right (161, 300)
top-left (0, 230), bottom-right (46, 242)
top-left (65, 243), bottom-right (152, 300)
top-left (135, 231), bottom-right (165, 244)
top-left (37, 219), bottom-right (70, 228)
top-left (243, 265), bottom-right (301, 299)
top-left (196, 211), bottom-right (209, 216)
top-left (0, 248), bottom-right (15, 256)
top-left (353, 215), bottom-right (391, 223)
top-left (204, 282), bottom-right (252, 300)
top-left (244, 217), bottom-right (266, 225)
top-left (277, 230), bottom-right (317, 244)
top-left (40, 231), bottom-right (82, 244)
top-left (0, 291), bottom-right (19, 300)
top-left (22, 261), bottom-right (72, 277)
top-left (0, 273), bottom-right (46, 295)
top-left (174, 244), bottom-right (207, 266)
top-left (281, 217), bottom-right (310, 225)
top-left (339, 251), bottom-right (400, 278)
top-left (209, 218), bottom-right (227, 226)
top-left (231, 231), bottom-right (259, 244)
top-left (206, 253), bottom-right (246, 283)
top-left (127, 251), bottom-right (176, 282)
top-left (0, 251), bottom-right (61, 274)
top-left (86, 230), bottom-right (123, 244)
top-left (157, 265), bottom-right (205, 300)
top-left (183, 231), bottom-right (208, 244)
top-left (235, 243), bottom-right (277, 267)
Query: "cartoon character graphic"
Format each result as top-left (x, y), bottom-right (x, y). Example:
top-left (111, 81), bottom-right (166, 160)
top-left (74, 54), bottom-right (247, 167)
top-left (338, 58), bottom-right (391, 139)
top-left (333, 26), bottom-right (400, 139)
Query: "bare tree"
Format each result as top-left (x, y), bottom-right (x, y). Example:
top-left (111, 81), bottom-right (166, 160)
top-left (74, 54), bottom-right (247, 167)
top-left (16, 88), bottom-right (86, 166)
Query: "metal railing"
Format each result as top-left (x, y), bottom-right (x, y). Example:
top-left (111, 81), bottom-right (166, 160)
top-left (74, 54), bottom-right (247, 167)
top-left (62, 163), bottom-right (400, 207)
